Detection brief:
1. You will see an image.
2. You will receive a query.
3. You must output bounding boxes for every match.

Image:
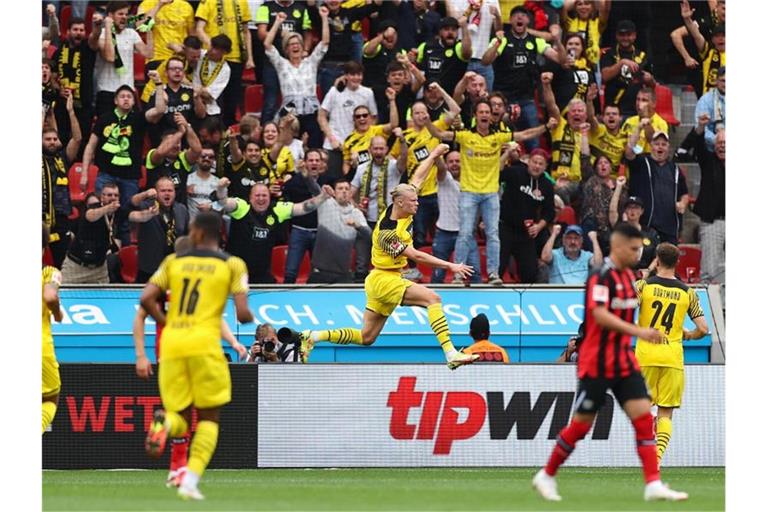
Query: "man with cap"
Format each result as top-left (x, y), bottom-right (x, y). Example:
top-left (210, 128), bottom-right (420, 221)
top-left (461, 313), bottom-right (509, 363)
top-left (609, 180), bottom-right (661, 274)
top-left (541, 224), bottom-right (602, 285)
top-left (681, 0), bottom-right (725, 97)
top-left (481, 5), bottom-right (565, 150)
top-left (600, 19), bottom-right (655, 118)
top-left (416, 15), bottom-right (473, 98)
top-left (625, 129), bottom-right (689, 245)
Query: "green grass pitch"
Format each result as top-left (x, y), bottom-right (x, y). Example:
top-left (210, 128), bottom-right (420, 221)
top-left (43, 467), bottom-right (724, 511)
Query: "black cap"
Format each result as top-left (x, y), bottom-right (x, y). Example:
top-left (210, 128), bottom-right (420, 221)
top-left (616, 19), bottom-right (637, 34)
top-left (114, 84), bottom-right (135, 96)
top-left (378, 19), bottom-right (397, 34)
top-left (711, 23), bottom-right (725, 36)
top-left (469, 314), bottom-right (491, 340)
top-left (510, 5), bottom-right (531, 18)
top-left (626, 196), bottom-right (644, 208)
top-left (439, 16), bottom-right (459, 29)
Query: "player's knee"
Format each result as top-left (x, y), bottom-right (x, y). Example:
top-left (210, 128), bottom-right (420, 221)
top-left (361, 332), bottom-right (377, 345)
top-left (631, 412), bottom-right (655, 440)
top-left (425, 291), bottom-right (441, 306)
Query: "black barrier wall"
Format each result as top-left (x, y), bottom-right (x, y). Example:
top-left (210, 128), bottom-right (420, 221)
top-left (42, 364), bottom-right (258, 469)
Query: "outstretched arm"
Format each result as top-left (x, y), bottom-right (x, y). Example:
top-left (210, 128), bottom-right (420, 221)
top-left (290, 184), bottom-right (334, 217)
top-left (402, 244), bottom-right (473, 278)
top-left (410, 143), bottom-right (449, 191)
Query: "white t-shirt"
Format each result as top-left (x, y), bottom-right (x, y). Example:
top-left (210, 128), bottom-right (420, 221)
top-left (191, 50), bottom-right (232, 116)
top-left (321, 85), bottom-right (378, 150)
top-left (95, 27), bottom-right (142, 92)
top-left (437, 171), bottom-right (461, 232)
top-left (186, 170), bottom-right (220, 220)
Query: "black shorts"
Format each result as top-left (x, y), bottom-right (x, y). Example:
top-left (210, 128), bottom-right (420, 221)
top-left (575, 372), bottom-right (650, 414)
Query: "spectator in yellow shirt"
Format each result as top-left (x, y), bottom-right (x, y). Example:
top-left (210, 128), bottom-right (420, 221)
top-left (620, 87), bottom-right (669, 154)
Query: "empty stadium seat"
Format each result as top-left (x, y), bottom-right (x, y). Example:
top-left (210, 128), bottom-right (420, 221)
top-left (676, 244), bottom-right (702, 283)
top-left (556, 206), bottom-right (577, 226)
top-left (655, 84), bottom-right (680, 127)
top-left (118, 245), bottom-right (138, 284)
top-left (244, 85), bottom-right (264, 115)
top-left (134, 53), bottom-right (145, 85)
top-left (271, 245), bottom-right (288, 283)
top-left (68, 162), bottom-right (98, 203)
top-left (43, 247), bottom-right (55, 267)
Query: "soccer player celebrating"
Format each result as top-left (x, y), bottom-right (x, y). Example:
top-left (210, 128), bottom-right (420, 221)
top-left (132, 236), bottom-right (247, 488)
top-left (295, 144), bottom-right (478, 370)
top-left (533, 224), bottom-right (689, 502)
top-left (42, 224), bottom-right (63, 434)
top-left (140, 212), bottom-right (254, 501)
top-left (635, 242), bottom-right (709, 467)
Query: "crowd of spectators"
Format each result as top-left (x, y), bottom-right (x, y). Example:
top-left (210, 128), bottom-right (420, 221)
top-left (42, 0), bottom-right (725, 286)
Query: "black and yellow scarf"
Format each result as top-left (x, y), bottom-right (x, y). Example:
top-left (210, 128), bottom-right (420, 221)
top-left (360, 158), bottom-right (388, 216)
top-left (200, 53), bottom-right (225, 87)
top-left (57, 44), bottom-right (83, 107)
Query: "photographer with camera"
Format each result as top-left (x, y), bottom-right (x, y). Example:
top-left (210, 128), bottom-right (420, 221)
top-left (556, 322), bottom-right (585, 363)
top-left (247, 323), bottom-right (301, 363)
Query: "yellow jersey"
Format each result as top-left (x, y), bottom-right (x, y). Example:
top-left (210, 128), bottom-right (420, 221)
top-left (42, 266), bottom-right (62, 359)
top-left (195, 0), bottom-right (251, 63)
top-left (620, 113), bottom-right (668, 154)
top-left (149, 249), bottom-right (249, 360)
top-left (589, 123), bottom-right (628, 175)
top-left (343, 124), bottom-right (388, 168)
top-left (262, 146), bottom-right (295, 182)
top-left (563, 13), bottom-right (603, 69)
top-left (699, 42), bottom-right (725, 95)
top-left (138, 0), bottom-right (195, 63)
top-left (635, 276), bottom-right (705, 370)
top-left (371, 205), bottom-right (413, 270)
top-left (551, 117), bottom-right (586, 182)
top-left (454, 128), bottom-right (513, 193)
top-left (389, 118), bottom-right (449, 197)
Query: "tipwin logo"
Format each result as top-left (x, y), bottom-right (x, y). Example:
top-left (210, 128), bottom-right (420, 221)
top-left (387, 377), bottom-right (614, 455)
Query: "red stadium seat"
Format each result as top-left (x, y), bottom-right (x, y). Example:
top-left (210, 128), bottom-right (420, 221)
top-left (296, 252), bottom-right (312, 284)
top-left (59, 5), bottom-right (96, 38)
top-left (242, 67), bottom-right (256, 84)
top-left (556, 206), bottom-right (577, 226)
top-left (676, 244), bottom-right (702, 283)
top-left (478, 245), bottom-right (489, 282)
top-left (271, 245), bottom-right (288, 283)
top-left (43, 247), bottom-right (55, 267)
top-left (655, 84), bottom-right (680, 127)
top-left (118, 245), bottom-right (138, 284)
top-left (134, 53), bottom-right (145, 85)
top-left (244, 85), bottom-right (264, 115)
top-left (138, 165), bottom-right (147, 190)
top-left (46, 44), bottom-right (58, 60)
top-left (68, 162), bottom-right (98, 203)
top-left (415, 246), bottom-right (433, 283)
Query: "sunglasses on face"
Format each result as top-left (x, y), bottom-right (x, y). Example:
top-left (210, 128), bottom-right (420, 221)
top-left (354, 113), bottom-right (369, 119)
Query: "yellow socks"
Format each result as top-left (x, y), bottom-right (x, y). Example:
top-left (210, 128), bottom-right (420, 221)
top-left (165, 410), bottom-right (189, 438)
top-left (313, 328), bottom-right (364, 345)
top-left (428, 303), bottom-right (456, 355)
top-left (42, 401), bottom-right (57, 434)
top-left (656, 416), bottom-right (673, 464)
top-left (187, 420), bottom-right (219, 477)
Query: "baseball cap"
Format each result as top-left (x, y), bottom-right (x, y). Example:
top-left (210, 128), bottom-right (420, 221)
top-left (651, 130), bottom-right (670, 141)
top-left (439, 16), bottom-right (459, 29)
top-left (626, 196), bottom-right (644, 208)
top-left (469, 313), bottom-right (491, 340)
top-left (564, 225), bottom-right (583, 236)
top-left (616, 19), bottom-right (637, 34)
top-left (711, 23), bottom-right (725, 36)
top-left (378, 19), bottom-right (397, 34)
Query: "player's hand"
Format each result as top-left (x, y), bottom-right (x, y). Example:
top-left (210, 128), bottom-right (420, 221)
top-left (449, 262), bottom-right (474, 280)
top-left (639, 327), bottom-right (663, 344)
top-left (232, 342), bottom-right (248, 361)
top-left (135, 355), bottom-right (153, 379)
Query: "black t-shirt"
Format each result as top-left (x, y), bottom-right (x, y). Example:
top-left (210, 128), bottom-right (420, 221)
top-left (147, 84), bottom-right (196, 134)
top-left (146, 151), bottom-right (194, 205)
top-left (418, 38), bottom-right (468, 98)
top-left (68, 204), bottom-right (123, 265)
top-left (92, 109), bottom-right (146, 179)
top-left (226, 202), bottom-right (291, 283)
top-left (42, 151), bottom-right (72, 222)
top-left (492, 32), bottom-right (543, 101)
top-left (601, 45), bottom-right (651, 116)
top-left (363, 46), bottom-right (405, 91)
top-left (396, 5), bottom-right (440, 51)
top-left (499, 163), bottom-right (556, 236)
top-left (258, 1), bottom-right (311, 57)
top-left (281, 173), bottom-right (319, 229)
top-left (376, 86), bottom-right (415, 130)
top-left (544, 61), bottom-right (596, 112)
top-left (312, 4), bottom-right (377, 62)
top-left (52, 40), bottom-right (97, 111)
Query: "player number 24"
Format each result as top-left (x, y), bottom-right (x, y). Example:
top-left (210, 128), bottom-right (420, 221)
top-left (649, 300), bottom-right (676, 335)
top-left (178, 278), bottom-right (201, 315)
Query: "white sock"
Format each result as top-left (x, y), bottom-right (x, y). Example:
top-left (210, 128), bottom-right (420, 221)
top-left (181, 469), bottom-right (200, 489)
top-left (446, 349), bottom-right (458, 359)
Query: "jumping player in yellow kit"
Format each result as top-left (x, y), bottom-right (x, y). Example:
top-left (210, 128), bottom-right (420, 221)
top-left (140, 212), bottom-right (254, 501)
top-left (42, 223), bottom-right (63, 434)
top-left (635, 242), bottom-right (708, 467)
top-left (292, 144), bottom-right (478, 370)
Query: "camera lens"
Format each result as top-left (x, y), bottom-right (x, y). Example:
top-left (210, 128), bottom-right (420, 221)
top-left (263, 341), bottom-right (276, 352)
